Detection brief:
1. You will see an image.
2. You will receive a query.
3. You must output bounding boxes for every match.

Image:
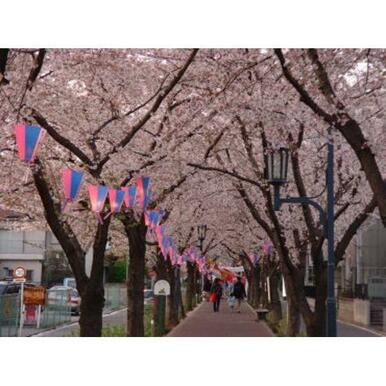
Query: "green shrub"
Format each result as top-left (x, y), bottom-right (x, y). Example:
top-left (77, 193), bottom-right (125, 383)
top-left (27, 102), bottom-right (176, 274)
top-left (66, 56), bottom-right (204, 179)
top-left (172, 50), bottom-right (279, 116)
top-left (109, 260), bottom-right (127, 283)
top-left (266, 312), bottom-right (307, 337)
top-left (102, 325), bottom-right (126, 337)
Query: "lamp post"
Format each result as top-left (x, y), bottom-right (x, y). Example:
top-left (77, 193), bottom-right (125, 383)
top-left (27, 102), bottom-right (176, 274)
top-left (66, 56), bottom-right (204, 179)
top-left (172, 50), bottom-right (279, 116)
top-left (264, 128), bottom-right (337, 337)
top-left (197, 225), bottom-right (208, 302)
top-left (197, 224), bottom-right (208, 254)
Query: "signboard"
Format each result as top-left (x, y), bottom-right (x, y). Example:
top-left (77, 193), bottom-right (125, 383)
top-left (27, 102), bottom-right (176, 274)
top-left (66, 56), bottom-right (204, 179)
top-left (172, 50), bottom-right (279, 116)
top-left (13, 266), bottom-right (26, 283)
top-left (24, 286), bottom-right (46, 306)
top-left (14, 266), bottom-right (26, 278)
top-left (154, 280), bottom-right (170, 296)
top-left (13, 267), bottom-right (26, 337)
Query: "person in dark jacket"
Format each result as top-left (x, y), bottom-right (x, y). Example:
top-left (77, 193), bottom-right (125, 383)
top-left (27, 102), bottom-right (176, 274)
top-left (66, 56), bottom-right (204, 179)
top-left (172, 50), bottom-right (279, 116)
top-left (210, 278), bottom-right (223, 312)
top-left (233, 276), bottom-right (246, 313)
top-left (203, 275), bottom-right (212, 301)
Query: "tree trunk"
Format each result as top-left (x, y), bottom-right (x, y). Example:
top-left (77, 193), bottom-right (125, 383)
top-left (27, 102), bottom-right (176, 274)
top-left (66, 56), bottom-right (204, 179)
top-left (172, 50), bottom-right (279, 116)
top-left (246, 265), bottom-right (260, 308)
top-left (259, 263), bottom-right (269, 308)
top-left (269, 270), bottom-right (282, 323)
top-left (312, 259), bottom-right (327, 337)
top-left (79, 283), bottom-right (105, 336)
top-left (281, 267), bottom-right (304, 337)
top-left (195, 266), bottom-right (202, 303)
top-left (246, 269), bottom-right (253, 303)
top-left (167, 264), bottom-right (179, 329)
top-left (179, 278), bottom-right (186, 319)
top-left (153, 255), bottom-right (167, 336)
top-left (124, 215), bottom-right (147, 337)
top-left (286, 293), bottom-right (300, 337)
top-left (185, 262), bottom-right (195, 312)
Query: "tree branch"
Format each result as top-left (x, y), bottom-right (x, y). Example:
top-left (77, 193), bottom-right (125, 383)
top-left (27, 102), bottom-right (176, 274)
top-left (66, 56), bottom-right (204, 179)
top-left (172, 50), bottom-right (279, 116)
top-left (30, 159), bottom-right (88, 289)
top-left (96, 49), bottom-right (199, 174)
top-left (187, 162), bottom-right (261, 188)
top-left (30, 108), bottom-right (95, 169)
top-left (335, 194), bottom-right (377, 263)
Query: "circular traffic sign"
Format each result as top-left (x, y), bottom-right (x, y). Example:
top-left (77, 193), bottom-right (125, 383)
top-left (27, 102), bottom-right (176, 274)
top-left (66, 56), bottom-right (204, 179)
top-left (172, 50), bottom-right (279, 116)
top-left (14, 266), bottom-right (26, 279)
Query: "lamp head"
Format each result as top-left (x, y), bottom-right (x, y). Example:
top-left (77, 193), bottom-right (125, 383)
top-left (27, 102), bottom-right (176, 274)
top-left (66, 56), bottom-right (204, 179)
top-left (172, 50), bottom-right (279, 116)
top-left (264, 147), bottom-right (289, 185)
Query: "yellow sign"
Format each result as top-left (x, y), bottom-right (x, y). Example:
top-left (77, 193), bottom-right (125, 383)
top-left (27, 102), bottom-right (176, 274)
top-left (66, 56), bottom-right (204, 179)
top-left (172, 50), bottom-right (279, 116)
top-left (24, 286), bottom-right (46, 306)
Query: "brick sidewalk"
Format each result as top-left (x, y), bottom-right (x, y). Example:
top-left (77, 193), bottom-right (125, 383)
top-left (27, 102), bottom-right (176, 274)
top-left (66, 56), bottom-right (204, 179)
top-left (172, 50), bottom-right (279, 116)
top-left (167, 299), bottom-right (274, 337)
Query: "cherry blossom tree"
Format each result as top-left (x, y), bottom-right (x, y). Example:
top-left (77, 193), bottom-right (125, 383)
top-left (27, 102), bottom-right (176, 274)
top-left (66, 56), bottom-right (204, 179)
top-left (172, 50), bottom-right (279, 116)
top-left (0, 48), bottom-right (198, 336)
top-left (1, 48), bottom-right (384, 338)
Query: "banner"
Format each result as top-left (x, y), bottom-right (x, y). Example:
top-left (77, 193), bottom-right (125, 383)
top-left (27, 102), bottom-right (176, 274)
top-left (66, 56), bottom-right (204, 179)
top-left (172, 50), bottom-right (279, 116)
top-left (122, 185), bottom-right (137, 208)
top-left (136, 176), bottom-right (150, 209)
top-left (15, 123), bottom-right (46, 162)
top-left (105, 188), bottom-right (125, 218)
top-left (62, 169), bottom-right (84, 210)
top-left (88, 184), bottom-right (108, 223)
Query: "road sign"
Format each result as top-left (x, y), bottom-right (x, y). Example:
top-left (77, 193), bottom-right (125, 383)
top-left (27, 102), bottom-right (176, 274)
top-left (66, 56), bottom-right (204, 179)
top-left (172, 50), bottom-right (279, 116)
top-left (13, 266), bottom-right (26, 279)
top-left (24, 286), bottom-right (46, 305)
top-left (13, 278), bottom-right (26, 283)
top-left (154, 280), bottom-right (170, 296)
top-left (13, 267), bottom-right (27, 337)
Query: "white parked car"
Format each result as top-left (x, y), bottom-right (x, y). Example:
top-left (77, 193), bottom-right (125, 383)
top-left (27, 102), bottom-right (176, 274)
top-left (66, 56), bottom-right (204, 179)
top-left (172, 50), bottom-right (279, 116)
top-left (48, 286), bottom-right (81, 315)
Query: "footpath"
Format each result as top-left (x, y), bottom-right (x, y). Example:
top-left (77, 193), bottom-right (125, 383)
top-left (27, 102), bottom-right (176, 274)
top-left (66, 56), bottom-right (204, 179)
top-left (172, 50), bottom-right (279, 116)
top-left (167, 300), bottom-right (274, 337)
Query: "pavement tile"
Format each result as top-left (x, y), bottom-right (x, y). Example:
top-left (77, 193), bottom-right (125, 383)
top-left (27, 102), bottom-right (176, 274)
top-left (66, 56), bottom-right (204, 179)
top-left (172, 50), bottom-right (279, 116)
top-left (167, 300), bottom-right (274, 337)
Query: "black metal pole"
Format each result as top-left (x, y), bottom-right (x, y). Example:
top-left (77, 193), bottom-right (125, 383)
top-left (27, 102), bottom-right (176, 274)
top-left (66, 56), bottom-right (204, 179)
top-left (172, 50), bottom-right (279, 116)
top-left (326, 128), bottom-right (337, 337)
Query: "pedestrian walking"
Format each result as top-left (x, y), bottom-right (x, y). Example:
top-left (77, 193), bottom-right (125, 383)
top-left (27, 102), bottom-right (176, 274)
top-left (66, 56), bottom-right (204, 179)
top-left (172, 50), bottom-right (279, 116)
top-left (227, 281), bottom-right (236, 312)
top-left (203, 275), bottom-right (212, 301)
top-left (210, 278), bottom-right (223, 312)
top-left (232, 276), bottom-right (246, 313)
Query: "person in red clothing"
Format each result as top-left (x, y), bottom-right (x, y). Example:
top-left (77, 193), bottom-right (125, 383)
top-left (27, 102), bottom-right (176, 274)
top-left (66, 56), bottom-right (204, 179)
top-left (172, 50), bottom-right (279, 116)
top-left (210, 278), bottom-right (223, 312)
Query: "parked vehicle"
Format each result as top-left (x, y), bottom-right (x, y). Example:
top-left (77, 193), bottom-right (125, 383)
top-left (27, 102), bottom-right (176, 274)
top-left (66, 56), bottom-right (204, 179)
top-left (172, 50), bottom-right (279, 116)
top-left (48, 285), bottom-right (81, 315)
top-left (0, 281), bottom-right (21, 295)
top-left (63, 277), bottom-right (76, 289)
top-left (0, 281), bottom-right (37, 295)
top-left (144, 289), bottom-right (155, 305)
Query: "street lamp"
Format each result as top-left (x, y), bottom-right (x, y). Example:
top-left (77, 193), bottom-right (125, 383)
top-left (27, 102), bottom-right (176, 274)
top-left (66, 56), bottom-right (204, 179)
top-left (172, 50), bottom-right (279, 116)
top-left (264, 128), bottom-right (337, 337)
top-left (197, 224), bottom-right (208, 253)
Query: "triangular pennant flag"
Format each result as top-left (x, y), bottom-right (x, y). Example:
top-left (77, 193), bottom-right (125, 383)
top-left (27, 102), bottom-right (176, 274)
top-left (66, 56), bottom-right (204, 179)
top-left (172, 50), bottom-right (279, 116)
top-left (62, 169), bottom-right (84, 210)
top-left (88, 184), bottom-right (108, 223)
top-left (15, 123), bottom-right (46, 162)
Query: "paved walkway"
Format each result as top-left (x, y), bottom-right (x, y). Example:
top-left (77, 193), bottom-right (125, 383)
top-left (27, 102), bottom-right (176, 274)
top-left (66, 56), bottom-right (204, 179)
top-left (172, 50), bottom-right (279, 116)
top-left (167, 300), bottom-right (274, 337)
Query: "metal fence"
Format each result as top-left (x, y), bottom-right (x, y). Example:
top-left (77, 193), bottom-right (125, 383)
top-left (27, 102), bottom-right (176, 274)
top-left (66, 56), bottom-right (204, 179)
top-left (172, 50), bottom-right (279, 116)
top-left (104, 284), bottom-right (127, 312)
top-left (0, 293), bottom-right (20, 337)
top-left (39, 289), bottom-right (72, 329)
top-left (1, 285), bottom-right (127, 337)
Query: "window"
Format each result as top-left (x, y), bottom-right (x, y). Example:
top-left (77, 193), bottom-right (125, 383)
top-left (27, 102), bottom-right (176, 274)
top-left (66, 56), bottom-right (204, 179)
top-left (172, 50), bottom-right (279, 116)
top-left (26, 270), bottom-right (33, 281)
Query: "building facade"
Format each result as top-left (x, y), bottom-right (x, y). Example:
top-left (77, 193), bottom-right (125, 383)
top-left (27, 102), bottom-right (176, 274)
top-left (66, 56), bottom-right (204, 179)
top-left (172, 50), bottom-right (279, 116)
top-left (0, 229), bottom-right (62, 284)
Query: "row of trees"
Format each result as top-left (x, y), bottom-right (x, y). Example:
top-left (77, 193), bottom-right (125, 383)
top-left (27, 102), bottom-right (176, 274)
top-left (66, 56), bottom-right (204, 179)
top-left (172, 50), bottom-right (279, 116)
top-left (0, 49), bottom-right (385, 336)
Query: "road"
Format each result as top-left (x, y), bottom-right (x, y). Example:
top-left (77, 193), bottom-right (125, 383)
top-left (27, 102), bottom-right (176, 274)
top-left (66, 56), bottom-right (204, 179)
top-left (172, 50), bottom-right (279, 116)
top-left (302, 298), bottom-right (383, 337)
top-left (30, 308), bottom-right (127, 337)
top-left (337, 320), bottom-right (382, 337)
